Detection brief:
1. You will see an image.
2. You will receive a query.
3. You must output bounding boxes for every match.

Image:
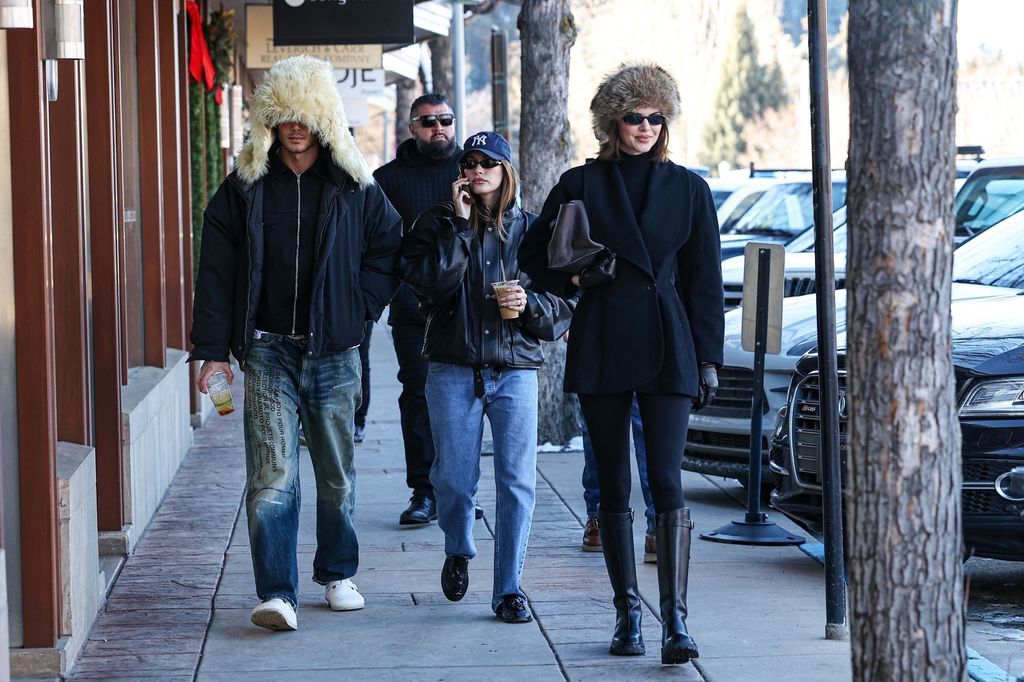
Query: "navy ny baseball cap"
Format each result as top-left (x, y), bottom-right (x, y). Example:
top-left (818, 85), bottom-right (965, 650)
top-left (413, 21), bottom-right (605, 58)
top-left (460, 131), bottom-right (512, 164)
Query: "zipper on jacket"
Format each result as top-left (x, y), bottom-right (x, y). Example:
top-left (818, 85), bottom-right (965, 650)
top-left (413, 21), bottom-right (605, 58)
top-left (292, 171), bottom-right (302, 334)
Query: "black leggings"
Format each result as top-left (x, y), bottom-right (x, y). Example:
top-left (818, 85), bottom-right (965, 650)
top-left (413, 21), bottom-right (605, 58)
top-left (578, 392), bottom-right (691, 515)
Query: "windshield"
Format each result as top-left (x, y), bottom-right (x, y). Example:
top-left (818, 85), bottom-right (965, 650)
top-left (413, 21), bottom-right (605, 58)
top-left (954, 170), bottom-right (1024, 238)
top-left (785, 208), bottom-right (848, 253)
top-left (953, 211), bottom-right (1024, 289)
top-left (725, 181), bottom-right (848, 237)
top-left (711, 190), bottom-right (733, 210)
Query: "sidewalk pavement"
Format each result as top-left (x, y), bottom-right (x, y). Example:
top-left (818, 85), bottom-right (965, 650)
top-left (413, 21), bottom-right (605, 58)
top-left (62, 321), bottom-right (853, 681)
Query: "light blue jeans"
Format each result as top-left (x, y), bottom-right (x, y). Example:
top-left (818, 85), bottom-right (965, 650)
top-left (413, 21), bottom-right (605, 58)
top-left (426, 363), bottom-right (538, 610)
top-left (582, 397), bottom-right (655, 533)
top-left (243, 334), bottom-right (362, 607)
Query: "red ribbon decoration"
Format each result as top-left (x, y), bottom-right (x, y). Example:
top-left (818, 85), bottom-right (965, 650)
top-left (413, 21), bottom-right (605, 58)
top-left (186, 1), bottom-right (215, 92)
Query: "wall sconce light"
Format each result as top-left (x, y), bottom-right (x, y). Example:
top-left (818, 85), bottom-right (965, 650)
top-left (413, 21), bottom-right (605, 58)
top-left (0, 0), bottom-right (33, 29)
top-left (42, 0), bottom-right (83, 60)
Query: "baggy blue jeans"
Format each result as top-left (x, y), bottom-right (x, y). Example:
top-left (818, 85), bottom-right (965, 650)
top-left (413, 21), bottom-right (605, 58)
top-left (243, 333), bottom-right (362, 607)
top-left (582, 396), bottom-right (656, 533)
top-left (425, 363), bottom-right (537, 610)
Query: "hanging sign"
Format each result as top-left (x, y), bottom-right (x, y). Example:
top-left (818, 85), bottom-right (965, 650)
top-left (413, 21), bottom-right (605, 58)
top-left (246, 6), bottom-right (383, 70)
top-left (335, 69), bottom-right (386, 98)
top-left (272, 0), bottom-right (415, 46)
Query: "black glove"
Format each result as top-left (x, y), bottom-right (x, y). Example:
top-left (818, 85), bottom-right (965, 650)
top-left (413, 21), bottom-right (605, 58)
top-left (693, 363), bottom-right (719, 412)
top-left (577, 248), bottom-right (617, 289)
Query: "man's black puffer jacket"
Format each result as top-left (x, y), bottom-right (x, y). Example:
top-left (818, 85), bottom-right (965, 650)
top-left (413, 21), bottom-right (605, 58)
top-left (189, 149), bottom-right (402, 365)
top-left (398, 202), bottom-right (574, 368)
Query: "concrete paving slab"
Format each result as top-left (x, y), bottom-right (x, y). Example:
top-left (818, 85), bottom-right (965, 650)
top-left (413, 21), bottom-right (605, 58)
top-left (200, 605), bottom-right (559, 672)
top-left (197, 665), bottom-right (564, 682)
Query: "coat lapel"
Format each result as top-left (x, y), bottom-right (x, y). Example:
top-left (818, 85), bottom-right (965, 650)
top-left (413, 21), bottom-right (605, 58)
top-left (637, 163), bottom-right (688, 257)
top-left (584, 161), bottom-right (654, 277)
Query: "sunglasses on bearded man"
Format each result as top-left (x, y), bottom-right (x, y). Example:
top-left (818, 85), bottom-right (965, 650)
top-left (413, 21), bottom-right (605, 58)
top-left (412, 114), bottom-right (455, 128)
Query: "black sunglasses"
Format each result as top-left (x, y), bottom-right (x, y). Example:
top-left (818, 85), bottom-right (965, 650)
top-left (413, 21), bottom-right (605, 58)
top-left (460, 158), bottom-right (502, 170)
top-left (622, 112), bottom-right (667, 126)
top-left (412, 114), bottom-right (455, 128)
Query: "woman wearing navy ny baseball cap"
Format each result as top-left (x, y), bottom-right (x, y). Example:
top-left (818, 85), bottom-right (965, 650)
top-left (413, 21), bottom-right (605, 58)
top-left (398, 132), bottom-right (575, 623)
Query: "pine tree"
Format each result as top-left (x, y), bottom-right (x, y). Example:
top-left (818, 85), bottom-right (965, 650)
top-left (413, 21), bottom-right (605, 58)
top-left (701, 7), bottom-right (789, 167)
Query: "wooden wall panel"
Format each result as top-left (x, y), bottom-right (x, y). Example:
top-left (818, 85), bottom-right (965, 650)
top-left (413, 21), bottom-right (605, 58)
top-left (159, 0), bottom-right (185, 350)
top-left (84, 0), bottom-right (126, 532)
top-left (136, 0), bottom-right (167, 367)
top-left (7, 16), bottom-right (61, 648)
top-left (50, 60), bottom-right (92, 446)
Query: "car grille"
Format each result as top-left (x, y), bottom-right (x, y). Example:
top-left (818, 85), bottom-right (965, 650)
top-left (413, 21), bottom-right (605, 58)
top-left (791, 372), bottom-right (848, 487)
top-left (791, 372), bottom-right (1018, 516)
top-left (686, 429), bottom-right (769, 461)
top-left (782, 277), bottom-right (847, 298)
top-left (723, 277), bottom-right (847, 311)
top-left (697, 367), bottom-right (768, 419)
top-left (724, 283), bottom-right (743, 311)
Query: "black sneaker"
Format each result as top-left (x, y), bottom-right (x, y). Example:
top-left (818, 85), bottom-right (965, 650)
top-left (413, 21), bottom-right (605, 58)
top-left (441, 556), bottom-right (469, 602)
top-left (495, 595), bottom-right (532, 623)
top-left (354, 425), bottom-right (365, 444)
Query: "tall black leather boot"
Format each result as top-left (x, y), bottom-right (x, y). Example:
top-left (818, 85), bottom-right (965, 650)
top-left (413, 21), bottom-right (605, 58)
top-left (656, 508), bottom-right (700, 664)
top-left (597, 510), bottom-right (645, 656)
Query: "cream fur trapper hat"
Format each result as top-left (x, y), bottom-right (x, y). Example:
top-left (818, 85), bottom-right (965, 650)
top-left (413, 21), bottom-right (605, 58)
top-left (236, 55), bottom-right (374, 188)
top-left (589, 62), bottom-right (681, 144)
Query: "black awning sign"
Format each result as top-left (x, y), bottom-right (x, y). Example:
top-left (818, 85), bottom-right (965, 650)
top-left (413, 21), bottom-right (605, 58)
top-left (272, 0), bottom-right (415, 46)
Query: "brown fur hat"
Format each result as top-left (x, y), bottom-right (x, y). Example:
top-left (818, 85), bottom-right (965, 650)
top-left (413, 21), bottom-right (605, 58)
top-left (589, 62), bottom-right (681, 143)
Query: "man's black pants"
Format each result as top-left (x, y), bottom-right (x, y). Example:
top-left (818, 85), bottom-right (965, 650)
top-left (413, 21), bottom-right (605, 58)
top-left (391, 323), bottom-right (436, 498)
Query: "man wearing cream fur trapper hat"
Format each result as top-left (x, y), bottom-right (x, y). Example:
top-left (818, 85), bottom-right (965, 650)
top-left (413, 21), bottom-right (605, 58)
top-left (189, 55), bottom-right (402, 632)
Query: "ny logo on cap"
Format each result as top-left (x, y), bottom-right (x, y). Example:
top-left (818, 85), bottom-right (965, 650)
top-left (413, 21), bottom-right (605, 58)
top-left (471, 134), bottom-right (489, 147)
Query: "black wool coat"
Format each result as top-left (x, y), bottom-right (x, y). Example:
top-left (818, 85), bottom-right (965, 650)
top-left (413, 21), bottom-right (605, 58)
top-left (518, 158), bottom-right (724, 396)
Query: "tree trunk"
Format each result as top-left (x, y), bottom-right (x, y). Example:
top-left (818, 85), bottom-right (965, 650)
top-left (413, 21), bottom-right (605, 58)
top-left (517, 0), bottom-right (576, 213)
top-left (518, 0), bottom-right (578, 446)
top-left (847, 1), bottom-right (965, 680)
top-left (429, 35), bottom-right (452, 97)
top-left (394, 77), bottom-right (418, 152)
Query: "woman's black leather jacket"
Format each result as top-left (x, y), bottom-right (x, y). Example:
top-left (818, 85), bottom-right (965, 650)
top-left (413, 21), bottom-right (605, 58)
top-left (398, 202), bottom-right (575, 368)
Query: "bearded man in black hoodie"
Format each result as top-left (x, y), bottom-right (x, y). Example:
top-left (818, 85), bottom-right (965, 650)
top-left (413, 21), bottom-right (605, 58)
top-left (374, 94), bottom-right (463, 526)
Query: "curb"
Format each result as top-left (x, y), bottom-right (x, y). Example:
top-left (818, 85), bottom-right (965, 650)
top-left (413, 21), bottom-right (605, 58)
top-left (796, 542), bottom-right (1017, 681)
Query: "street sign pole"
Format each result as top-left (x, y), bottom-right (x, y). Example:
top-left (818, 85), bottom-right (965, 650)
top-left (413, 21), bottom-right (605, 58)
top-left (807, 0), bottom-right (849, 641)
top-left (702, 245), bottom-right (804, 546)
top-left (451, 0), bottom-right (467, 143)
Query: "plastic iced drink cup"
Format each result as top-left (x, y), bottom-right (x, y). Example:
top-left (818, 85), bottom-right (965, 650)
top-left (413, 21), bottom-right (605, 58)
top-left (207, 372), bottom-right (235, 416)
top-left (491, 280), bottom-right (521, 320)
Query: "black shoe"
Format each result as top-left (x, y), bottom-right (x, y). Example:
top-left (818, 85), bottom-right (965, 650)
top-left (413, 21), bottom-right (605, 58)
top-left (475, 505), bottom-right (484, 520)
top-left (495, 595), bottom-right (532, 623)
top-left (353, 425), bottom-right (365, 444)
top-left (441, 556), bottom-right (469, 602)
top-left (399, 494), bottom-right (437, 526)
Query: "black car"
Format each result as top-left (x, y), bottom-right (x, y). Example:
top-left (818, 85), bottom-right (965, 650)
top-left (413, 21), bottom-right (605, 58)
top-left (771, 211), bottom-right (1024, 560)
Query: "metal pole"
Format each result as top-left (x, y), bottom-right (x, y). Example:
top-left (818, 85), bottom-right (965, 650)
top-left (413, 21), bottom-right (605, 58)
top-left (807, 0), bottom-right (848, 641)
top-left (491, 27), bottom-right (509, 139)
top-left (745, 248), bottom-right (770, 522)
top-left (451, 0), bottom-right (466, 143)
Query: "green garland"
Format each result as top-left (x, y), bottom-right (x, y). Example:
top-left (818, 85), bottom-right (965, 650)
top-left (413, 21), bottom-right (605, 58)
top-left (188, 10), bottom-right (236, 280)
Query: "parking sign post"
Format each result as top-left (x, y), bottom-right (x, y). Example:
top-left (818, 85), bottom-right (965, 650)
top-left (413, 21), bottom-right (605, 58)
top-left (701, 245), bottom-right (804, 547)
top-left (808, 0), bottom-right (849, 641)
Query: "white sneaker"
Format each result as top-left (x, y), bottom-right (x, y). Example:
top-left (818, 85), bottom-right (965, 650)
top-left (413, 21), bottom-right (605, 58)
top-left (250, 598), bottom-right (297, 631)
top-left (325, 578), bottom-right (365, 611)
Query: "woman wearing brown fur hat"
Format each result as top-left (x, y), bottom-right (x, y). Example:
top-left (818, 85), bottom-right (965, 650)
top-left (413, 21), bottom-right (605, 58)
top-left (519, 63), bottom-right (724, 664)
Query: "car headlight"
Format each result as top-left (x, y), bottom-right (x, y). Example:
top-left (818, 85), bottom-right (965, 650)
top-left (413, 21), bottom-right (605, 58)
top-left (959, 378), bottom-right (1024, 416)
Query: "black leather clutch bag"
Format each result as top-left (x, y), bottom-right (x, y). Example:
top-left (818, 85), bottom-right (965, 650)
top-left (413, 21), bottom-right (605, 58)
top-left (546, 200), bottom-right (605, 273)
